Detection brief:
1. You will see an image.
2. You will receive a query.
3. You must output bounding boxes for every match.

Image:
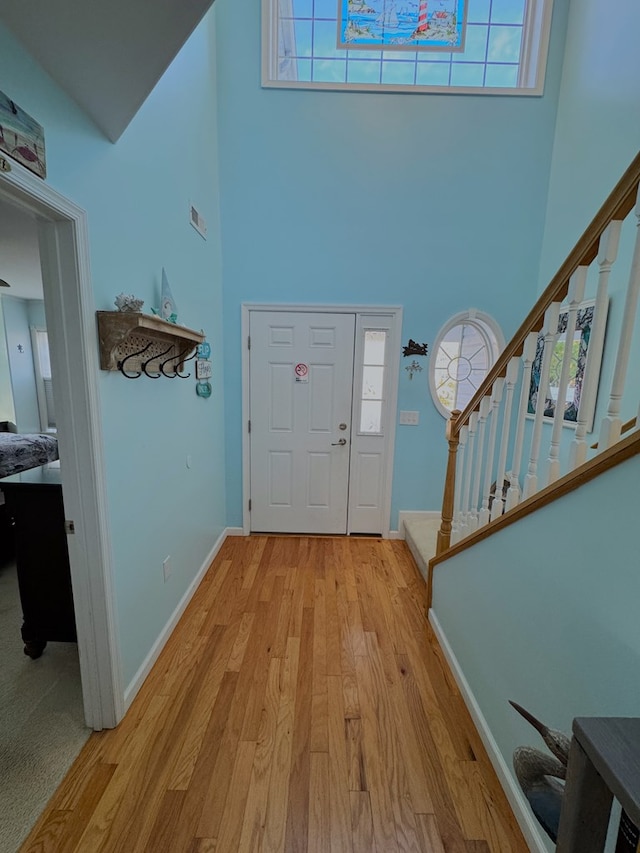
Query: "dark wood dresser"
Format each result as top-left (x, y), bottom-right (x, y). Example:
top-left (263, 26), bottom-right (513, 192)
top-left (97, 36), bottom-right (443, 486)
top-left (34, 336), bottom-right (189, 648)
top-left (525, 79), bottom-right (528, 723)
top-left (0, 465), bottom-right (77, 658)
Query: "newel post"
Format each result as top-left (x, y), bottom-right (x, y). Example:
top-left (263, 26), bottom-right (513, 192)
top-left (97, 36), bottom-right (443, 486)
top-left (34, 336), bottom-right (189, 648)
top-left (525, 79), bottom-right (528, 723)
top-left (437, 409), bottom-right (461, 557)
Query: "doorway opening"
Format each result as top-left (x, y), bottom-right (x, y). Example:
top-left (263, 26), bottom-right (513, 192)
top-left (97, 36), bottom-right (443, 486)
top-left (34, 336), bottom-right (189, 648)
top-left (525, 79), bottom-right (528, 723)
top-left (0, 163), bottom-right (122, 733)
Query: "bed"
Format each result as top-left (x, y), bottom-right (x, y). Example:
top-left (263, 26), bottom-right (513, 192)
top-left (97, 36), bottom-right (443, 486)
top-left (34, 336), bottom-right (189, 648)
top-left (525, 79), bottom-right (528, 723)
top-left (0, 431), bottom-right (59, 479)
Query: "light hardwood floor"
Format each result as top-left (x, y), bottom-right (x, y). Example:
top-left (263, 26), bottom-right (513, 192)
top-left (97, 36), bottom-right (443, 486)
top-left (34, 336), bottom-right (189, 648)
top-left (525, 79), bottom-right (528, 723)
top-left (20, 536), bottom-right (527, 852)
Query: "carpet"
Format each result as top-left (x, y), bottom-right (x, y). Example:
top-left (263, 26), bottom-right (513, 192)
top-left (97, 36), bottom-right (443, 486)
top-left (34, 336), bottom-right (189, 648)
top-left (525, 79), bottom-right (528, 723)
top-left (0, 556), bottom-right (90, 852)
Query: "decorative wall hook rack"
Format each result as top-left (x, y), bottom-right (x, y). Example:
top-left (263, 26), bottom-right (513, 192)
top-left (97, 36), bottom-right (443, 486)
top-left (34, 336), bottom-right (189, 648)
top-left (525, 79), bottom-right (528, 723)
top-left (97, 311), bottom-right (204, 379)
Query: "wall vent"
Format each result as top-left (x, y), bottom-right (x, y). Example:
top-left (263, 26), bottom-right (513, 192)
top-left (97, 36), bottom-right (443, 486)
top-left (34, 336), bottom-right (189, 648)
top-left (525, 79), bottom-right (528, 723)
top-left (189, 203), bottom-right (207, 239)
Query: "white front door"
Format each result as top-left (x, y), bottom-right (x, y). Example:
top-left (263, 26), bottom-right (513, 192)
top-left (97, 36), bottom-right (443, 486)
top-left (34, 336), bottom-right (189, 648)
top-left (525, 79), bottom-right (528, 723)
top-left (249, 311), bottom-right (355, 534)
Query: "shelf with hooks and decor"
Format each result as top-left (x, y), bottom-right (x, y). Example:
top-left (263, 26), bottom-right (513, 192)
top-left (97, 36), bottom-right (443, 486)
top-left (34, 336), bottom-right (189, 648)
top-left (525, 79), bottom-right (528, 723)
top-left (96, 311), bottom-right (205, 379)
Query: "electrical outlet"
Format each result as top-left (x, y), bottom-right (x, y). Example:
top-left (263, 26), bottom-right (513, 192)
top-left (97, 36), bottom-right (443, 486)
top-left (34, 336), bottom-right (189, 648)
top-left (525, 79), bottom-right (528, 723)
top-left (163, 556), bottom-right (171, 582)
top-left (399, 410), bottom-right (420, 425)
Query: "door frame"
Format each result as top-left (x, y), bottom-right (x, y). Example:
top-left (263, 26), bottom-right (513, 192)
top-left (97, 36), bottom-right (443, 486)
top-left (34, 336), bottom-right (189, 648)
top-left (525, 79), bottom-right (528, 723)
top-left (0, 161), bottom-right (123, 729)
top-left (242, 303), bottom-right (402, 538)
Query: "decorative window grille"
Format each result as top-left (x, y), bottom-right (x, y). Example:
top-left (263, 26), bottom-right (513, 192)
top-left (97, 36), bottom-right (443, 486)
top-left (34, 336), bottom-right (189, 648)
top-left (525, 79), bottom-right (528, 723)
top-left (429, 311), bottom-right (504, 417)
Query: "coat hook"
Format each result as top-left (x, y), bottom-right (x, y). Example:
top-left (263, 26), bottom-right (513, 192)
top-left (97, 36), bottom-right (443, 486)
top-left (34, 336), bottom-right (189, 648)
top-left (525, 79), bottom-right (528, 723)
top-left (160, 349), bottom-right (182, 378)
top-left (142, 345), bottom-right (173, 378)
top-left (118, 342), bottom-right (154, 379)
top-left (175, 348), bottom-right (198, 379)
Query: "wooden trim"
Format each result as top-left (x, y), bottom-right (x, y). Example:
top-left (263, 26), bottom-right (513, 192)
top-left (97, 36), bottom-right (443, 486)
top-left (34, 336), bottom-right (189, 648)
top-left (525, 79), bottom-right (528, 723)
top-left (455, 151), bottom-right (640, 433)
top-left (427, 431), bottom-right (640, 606)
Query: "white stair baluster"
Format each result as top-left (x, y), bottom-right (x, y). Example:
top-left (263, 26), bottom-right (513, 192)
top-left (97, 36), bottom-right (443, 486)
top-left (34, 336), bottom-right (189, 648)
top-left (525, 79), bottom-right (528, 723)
top-left (450, 425), bottom-right (468, 545)
top-left (506, 332), bottom-right (538, 511)
top-left (479, 378), bottom-right (505, 527)
top-left (570, 222), bottom-right (621, 468)
top-left (459, 411), bottom-right (478, 540)
top-left (547, 266), bottom-right (587, 485)
top-left (523, 302), bottom-right (561, 500)
top-left (469, 396), bottom-right (491, 533)
top-left (599, 188), bottom-right (640, 450)
top-left (492, 357), bottom-right (519, 520)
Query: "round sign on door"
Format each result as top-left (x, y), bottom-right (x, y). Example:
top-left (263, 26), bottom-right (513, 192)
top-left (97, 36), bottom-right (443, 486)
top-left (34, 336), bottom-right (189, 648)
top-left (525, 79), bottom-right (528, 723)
top-left (294, 362), bottom-right (309, 383)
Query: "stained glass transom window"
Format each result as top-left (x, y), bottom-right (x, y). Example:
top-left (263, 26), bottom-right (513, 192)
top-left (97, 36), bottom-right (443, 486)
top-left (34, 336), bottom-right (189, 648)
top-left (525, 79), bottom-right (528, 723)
top-left (263, 0), bottom-right (553, 93)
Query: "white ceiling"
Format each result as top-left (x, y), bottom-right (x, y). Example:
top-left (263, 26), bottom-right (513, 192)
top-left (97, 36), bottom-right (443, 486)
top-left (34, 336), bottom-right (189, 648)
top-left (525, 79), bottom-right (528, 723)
top-left (0, 0), bottom-right (214, 142)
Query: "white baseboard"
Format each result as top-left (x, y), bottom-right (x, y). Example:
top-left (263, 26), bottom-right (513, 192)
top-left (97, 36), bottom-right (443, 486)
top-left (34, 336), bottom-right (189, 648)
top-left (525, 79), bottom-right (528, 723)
top-left (387, 529), bottom-right (401, 539)
top-left (428, 611), bottom-right (550, 853)
top-left (225, 526), bottom-right (245, 537)
top-left (397, 510), bottom-right (441, 539)
top-left (123, 526), bottom-right (232, 709)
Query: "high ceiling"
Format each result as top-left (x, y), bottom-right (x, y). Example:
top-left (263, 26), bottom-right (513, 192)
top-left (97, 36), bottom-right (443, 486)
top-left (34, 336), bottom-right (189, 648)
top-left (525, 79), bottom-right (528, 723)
top-left (0, 0), bottom-right (214, 142)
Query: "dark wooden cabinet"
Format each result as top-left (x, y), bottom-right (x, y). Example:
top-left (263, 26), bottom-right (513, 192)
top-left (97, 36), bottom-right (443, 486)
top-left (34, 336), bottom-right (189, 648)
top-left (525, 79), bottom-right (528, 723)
top-left (0, 465), bottom-right (77, 658)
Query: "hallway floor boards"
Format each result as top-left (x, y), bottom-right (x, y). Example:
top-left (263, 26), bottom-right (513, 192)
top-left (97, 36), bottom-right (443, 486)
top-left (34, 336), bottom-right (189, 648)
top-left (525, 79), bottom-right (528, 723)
top-left (20, 536), bottom-right (527, 852)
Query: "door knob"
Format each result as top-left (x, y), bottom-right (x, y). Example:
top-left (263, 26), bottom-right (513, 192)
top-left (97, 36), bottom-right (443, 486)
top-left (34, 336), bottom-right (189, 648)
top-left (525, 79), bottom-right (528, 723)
top-left (331, 438), bottom-right (347, 446)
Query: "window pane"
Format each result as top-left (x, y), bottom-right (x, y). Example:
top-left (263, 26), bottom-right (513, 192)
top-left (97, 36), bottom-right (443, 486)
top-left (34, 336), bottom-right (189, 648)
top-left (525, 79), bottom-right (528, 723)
top-left (294, 20), bottom-right (313, 55)
top-left (467, 0), bottom-right (491, 23)
top-left (313, 0), bottom-right (337, 18)
top-left (312, 58), bottom-right (347, 82)
top-left (360, 400), bottom-right (383, 433)
top-left (415, 62), bottom-right (450, 86)
top-left (314, 20), bottom-right (341, 57)
top-left (490, 0), bottom-right (526, 25)
top-left (484, 63), bottom-right (519, 87)
top-left (381, 62), bottom-right (415, 86)
top-left (36, 331), bottom-right (52, 378)
top-left (487, 25), bottom-right (522, 63)
top-left (450, 62), bottom-right (485, 86)
top-left (453, 25), bottom-right (488, 63)
top-left (362, 365), bottom-right (384, 400)
top-left (347, 60), bottom-right (381, 84)
top-left (290, 0), bottom-right (312, 16)
top-left (363, 330), bottom-right (386, 365)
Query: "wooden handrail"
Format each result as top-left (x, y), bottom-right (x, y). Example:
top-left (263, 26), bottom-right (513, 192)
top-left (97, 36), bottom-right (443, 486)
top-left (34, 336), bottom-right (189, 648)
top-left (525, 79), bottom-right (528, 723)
top-left (454, 151), bottom-right (640, 435)
top-left (427, 431), bottom-right (640, 608)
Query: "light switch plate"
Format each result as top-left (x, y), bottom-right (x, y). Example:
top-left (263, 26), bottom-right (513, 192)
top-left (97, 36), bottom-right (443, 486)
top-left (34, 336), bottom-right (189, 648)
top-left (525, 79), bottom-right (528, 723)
top-left (399, 410), bottom-right (419, 425)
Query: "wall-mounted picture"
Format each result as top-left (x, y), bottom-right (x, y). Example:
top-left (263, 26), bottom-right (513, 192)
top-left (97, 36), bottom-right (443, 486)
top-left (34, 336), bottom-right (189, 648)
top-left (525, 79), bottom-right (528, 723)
top-left (527, 299), bottom-right (607, 432)
top-left (338, 0), bottom-right (467, 51)
top-left (0, 90), bottom-right (46, 179)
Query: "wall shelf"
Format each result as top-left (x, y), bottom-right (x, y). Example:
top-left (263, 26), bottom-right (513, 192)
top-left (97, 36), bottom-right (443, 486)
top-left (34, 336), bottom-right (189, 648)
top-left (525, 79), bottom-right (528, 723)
top-left (96, 311), bottom-right (205, 377)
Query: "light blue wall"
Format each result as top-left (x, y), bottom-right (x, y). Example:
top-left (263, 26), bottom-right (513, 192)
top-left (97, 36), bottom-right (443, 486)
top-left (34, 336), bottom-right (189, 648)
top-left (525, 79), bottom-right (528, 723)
top-left (215, 0), bottom-right (570, 528)
top-left (538, 0), bottom-right (640, 288)
top-left (0, 12), bottom-right (226, 687)
top-left (536, 0), bottom-right (640, 464)
top-left (1, 295), bottom-right (40, 432)
top-left (431, 454), bottom-right (640, 849)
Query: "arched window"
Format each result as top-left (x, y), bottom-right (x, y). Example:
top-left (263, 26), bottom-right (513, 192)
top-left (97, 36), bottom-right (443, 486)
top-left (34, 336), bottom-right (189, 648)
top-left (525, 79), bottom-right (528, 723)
top-left (429, 310), bottom-right (504, 418)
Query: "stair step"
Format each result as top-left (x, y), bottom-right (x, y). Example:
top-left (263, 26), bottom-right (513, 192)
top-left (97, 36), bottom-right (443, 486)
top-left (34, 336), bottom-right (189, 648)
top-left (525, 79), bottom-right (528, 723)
top-left (403, 517), bottom-right (440, 582)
